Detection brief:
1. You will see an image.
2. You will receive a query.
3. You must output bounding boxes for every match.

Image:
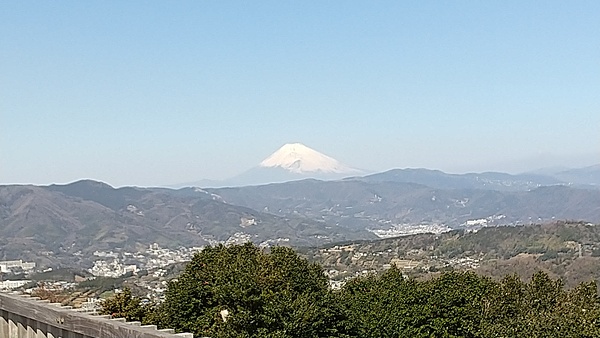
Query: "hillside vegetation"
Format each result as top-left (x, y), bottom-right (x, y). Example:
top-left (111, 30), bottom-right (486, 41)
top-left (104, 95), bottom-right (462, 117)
top-left (302, 221), bottom-right (600, 288)
top-left (0, 181), bottom-right (370, 266)
top-left (102, 243), bottom-right (600, 338)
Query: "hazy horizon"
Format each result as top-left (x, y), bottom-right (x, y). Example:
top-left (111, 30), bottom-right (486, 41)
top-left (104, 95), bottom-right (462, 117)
top-left (3, 2), bottom-right (599, 187)
top-left (4, 143), bottom-right (599, 188)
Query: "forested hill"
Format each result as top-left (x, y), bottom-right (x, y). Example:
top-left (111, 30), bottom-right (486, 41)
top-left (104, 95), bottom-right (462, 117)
top-left (301, 221), bottom-right (600, 288)
top-left (101, 242), bottom-right (600, 338)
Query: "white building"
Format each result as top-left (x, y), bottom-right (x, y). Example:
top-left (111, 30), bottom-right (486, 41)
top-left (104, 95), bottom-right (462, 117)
top-left (466, 219), bottom-right (487, 226)
top-left (0, 260), bottom-right (36, 273)
top-left (0, 280), bottom-right (31, 290)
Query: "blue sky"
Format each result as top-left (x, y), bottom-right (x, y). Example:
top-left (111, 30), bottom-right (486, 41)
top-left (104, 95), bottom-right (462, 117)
top-left (2, 1), bottom-right (599, 186)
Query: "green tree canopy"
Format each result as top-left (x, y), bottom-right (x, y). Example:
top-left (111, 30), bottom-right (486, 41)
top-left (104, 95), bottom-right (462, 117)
top-left (159, 243), bottom-right (352, 338)
top-left (100, 243), bottom-right (600, 338)
top-left (99, 287), bottom-right (148, 322)
top-left (339, 268), bottom-right (600, 338)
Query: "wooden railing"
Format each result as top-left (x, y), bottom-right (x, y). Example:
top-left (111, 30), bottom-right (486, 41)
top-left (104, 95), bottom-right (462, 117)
top-left (0, 291), bottom-right (193, 338)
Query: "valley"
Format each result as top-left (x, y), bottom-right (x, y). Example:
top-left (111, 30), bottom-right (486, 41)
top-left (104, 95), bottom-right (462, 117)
top-left (1, 145), bottom-right (600, 302)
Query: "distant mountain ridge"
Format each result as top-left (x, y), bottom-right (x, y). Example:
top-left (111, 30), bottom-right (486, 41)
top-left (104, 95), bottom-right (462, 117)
top-left (176, 143), bottom-right (599, 189)
top-left (352, 168), bottom-right (564, 191)
top-left (208, 179), bottom-right (600, 233)
top-left (552, 164), bottom-right (600, 186)
top-left (0, 181), bottom-right (373, 266)
top-left (2, 162), bottom-right (600, 268)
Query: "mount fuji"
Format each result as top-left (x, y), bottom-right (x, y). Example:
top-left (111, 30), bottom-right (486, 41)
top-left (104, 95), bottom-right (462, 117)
top-left (259, 143), bottom-right (361, 175)
top-left (183, 143), bottom-right (365, 188)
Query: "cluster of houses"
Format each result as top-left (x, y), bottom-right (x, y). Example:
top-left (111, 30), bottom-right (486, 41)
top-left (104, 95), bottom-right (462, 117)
top-left (0, 260), bottom-right (36, 291)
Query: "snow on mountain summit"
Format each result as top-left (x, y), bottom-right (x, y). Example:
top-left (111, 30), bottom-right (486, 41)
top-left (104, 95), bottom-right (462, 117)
top-left (259, 143), bottom-right (360, 174)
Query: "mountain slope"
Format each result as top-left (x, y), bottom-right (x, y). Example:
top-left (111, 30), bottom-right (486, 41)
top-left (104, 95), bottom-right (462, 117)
top-left (354, 168), bottom-right (563, 191)
top-left (0, 182), bottom-right (373, 266)
top-left (553, 164), bottom-right (600, 186)
top-left (209, 180), bottom-right (600, 232)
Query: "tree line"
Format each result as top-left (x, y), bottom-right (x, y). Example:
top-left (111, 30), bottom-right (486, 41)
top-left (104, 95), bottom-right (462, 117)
top-left (101, 243), bottom-right (600, 337)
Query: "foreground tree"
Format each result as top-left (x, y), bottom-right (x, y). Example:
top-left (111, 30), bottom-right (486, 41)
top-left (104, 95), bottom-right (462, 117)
top-left (99, 287), bottom-right (150, 322)
top-left (340, 268), bottom-right (600, 338)
top-left (340, 269), bottom-right (496, 338)
top-left (159, 243), bottom-right (352, 338)
top-left (480, 271), bottom-right (600, 337)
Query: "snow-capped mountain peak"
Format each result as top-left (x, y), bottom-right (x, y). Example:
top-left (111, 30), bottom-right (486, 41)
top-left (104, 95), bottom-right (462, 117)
top-left (259, 143), bottom-right (359, 174)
